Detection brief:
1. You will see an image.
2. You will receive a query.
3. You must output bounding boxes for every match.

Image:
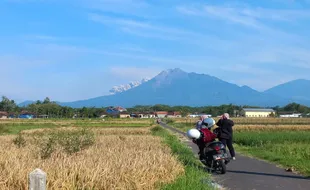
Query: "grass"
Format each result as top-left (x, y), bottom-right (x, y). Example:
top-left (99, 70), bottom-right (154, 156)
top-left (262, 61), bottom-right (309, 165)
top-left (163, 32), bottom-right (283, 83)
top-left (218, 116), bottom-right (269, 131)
top-left (0, 124), bottom-right (60, 135)
top-left (234, 130), bottom-right (310, 177)
top-left (234, 125), bottom-right (310, 131)
top-left (169, 122), bottom-right (310, 133)
top-left (0, 127), bottom-right (184, 189)
top-left (151, 126), bottom-right (215, 190)
top-left (0, 120), bottom-right (154, 135)
top-left (173, 117), bottom-right (310, 125)
top-left (170, 123), bottom-right (194, 132)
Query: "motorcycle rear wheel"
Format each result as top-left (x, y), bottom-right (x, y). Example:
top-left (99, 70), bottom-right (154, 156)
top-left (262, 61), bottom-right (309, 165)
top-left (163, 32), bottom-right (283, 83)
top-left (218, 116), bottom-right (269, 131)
top-left (219, 160), bottom-right (226, 174)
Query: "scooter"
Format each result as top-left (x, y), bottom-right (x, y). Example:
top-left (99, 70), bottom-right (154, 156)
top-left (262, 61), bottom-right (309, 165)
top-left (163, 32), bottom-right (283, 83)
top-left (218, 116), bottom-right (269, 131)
top-left (200, 140), bottom-right (230, 174)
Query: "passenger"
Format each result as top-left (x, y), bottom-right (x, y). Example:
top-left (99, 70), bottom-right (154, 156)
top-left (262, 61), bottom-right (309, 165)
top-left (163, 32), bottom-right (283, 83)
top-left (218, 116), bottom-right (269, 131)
top-left (195, 115), bottom-right (209, 130)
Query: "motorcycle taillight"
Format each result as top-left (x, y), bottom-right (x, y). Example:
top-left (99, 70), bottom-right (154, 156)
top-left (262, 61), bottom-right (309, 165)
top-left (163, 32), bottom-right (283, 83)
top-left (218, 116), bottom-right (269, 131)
top-left (214, 146), bottom-right (220, 151)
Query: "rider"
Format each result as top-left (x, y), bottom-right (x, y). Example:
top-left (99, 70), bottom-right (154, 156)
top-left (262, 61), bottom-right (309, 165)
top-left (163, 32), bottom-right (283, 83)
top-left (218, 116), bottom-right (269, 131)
top-left (188, 118), bottom-right (217, 161)
top-left (195, 115), bottom-right (209, 130)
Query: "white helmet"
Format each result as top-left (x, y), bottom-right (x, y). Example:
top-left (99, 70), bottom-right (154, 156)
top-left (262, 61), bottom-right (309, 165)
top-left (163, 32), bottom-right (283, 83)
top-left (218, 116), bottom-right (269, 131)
top-left (202, 118), bottom-right (215, 129)
top-left (187, 129), bottom-right (201, 139)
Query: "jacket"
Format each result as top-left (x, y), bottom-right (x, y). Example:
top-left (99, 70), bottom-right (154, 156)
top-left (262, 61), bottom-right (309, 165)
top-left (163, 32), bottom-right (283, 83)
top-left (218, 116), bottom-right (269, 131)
top-left (195, 120), bottom-right (202, 130)
top-left (193, 128), bottom-right (217, 145)
top-left (216, 118), bottom-right (234, 139)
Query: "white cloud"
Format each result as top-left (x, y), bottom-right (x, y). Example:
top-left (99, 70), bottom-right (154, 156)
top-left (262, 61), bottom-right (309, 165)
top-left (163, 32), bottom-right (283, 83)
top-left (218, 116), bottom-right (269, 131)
top-left (178, 4), bottom-right (310, 22)
top-left (0, 54), bottom-right (51, 68)
top-left (22, 35), bottom-right (59, 41)
top-left (117, 45), bottom-right (148, 53)
top-left (243, 47), bottom-right (310, 69)
top-left (81, 0), bottom-right (152, 18)
top-left (177, 4), bottom-right (310, 33)
top-left (219, 64), bottom-right (274, 75)
top-left (88, 13), bottom-right (231, 48)
top-left (88, 13), bottom-right (195, 36)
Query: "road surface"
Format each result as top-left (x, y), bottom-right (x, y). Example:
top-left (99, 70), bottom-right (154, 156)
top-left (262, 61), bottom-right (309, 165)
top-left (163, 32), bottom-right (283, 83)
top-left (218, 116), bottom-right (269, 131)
top-left (160, 122), bottom-right (310, 190)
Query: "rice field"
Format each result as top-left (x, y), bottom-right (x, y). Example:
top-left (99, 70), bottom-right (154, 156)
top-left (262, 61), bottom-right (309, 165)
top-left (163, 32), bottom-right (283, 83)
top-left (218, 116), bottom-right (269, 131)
top-left (234, 131), bottom-right (310, 176)
top-left (0, 119), bottom-right (155, 135)
top-left (0, 125), bottom-right (184, 189)
top-left (173, 117), bottom-right (310, 125)
top-left (0, 118), bottom-right (154, 124)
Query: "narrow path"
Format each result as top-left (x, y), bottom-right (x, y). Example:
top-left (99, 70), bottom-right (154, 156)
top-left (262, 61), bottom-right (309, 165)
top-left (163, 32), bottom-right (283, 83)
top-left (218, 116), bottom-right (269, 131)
top-left (160, 122), bottom-right (310, 190)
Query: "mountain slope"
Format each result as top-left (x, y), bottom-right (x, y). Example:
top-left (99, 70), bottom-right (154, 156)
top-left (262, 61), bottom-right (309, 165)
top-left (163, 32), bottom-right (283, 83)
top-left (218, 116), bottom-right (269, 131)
top-left (61, 68), bottom-right (292, 108)
top-left (264, 79), bottom-right (310, 104)
top-left (18, 100), bottom-right (35, 107)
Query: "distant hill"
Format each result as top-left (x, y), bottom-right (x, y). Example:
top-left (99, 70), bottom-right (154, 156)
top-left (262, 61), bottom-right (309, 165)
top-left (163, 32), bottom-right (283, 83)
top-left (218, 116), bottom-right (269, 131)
top-left (18, 100), bottom-right (35, 107)
top-left (59, 68), bottom-right (295, 108)
top-left (264, 79), bottom-right (310, 104)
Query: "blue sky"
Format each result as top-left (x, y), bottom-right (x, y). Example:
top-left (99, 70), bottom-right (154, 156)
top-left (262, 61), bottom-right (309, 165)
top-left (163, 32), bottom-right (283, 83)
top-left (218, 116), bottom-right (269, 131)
top-left (1, 0), bottom-right (310, 102)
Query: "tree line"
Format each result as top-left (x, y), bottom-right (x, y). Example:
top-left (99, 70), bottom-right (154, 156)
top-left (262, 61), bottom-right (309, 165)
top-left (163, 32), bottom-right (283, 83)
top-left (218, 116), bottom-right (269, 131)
top-left (0, 96), bottom-right (310, 118)
top-left (0, 97), bottom-right (106, 118)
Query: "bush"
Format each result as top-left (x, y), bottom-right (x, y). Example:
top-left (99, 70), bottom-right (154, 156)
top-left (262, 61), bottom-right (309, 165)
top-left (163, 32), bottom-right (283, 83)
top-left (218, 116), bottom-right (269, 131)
top-left (12, 132), bottom-right (26, 148)
top-left (165, 118), bottom-right (175, 124)
top-left (35, 128), bottom-right (96, 159)
top-left (0, 125), bottom-right (9, 134)
top-left (39, 136), bottom-right (56, 159)
top-left (57, 128), bottom-right (95, 154)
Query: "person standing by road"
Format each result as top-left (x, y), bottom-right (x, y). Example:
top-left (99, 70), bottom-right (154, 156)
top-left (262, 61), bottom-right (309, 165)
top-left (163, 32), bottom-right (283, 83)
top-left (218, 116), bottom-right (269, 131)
top-left (215, 113), bottom-right (236, 160)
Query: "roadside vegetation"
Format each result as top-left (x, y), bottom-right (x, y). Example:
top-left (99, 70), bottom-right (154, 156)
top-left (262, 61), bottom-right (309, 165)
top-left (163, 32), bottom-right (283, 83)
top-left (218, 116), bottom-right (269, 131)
top-left (0, 123), bottom-right (185, 189)
top-left (151, 126), bottom-right (214, 190)
top-left (234, 130), bottom-right (310, 177)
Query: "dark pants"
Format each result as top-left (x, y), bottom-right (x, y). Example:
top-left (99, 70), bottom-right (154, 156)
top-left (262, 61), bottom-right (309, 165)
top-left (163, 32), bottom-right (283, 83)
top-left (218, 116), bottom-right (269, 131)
top-left (220, 138), bottom-right (235, 157)
top-left (196, 142), bottom-right (206, 160)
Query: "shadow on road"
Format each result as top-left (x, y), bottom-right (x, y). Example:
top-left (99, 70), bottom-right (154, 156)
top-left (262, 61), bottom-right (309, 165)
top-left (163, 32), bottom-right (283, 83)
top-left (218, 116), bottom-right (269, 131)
top-left (227, 170), bottom-right (310, 180)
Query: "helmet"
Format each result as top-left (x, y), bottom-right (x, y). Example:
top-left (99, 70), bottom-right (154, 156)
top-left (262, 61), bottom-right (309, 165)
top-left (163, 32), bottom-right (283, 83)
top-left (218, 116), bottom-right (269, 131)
top-left (202, 118), bottom-right (215, 129)
top-left (187, 129), bottom-right (201, 139)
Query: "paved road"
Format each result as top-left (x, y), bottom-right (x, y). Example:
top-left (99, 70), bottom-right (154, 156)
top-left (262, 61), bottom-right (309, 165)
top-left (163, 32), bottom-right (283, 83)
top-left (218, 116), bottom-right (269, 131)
top-left (160, 122), bottom-right (310, 190)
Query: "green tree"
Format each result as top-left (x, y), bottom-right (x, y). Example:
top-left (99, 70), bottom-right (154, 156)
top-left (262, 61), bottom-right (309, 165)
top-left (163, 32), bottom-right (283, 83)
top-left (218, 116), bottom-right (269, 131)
top-left (0, 96), bottom-right (17, 112)
top-left (43, 97), bottom-right (51, 104)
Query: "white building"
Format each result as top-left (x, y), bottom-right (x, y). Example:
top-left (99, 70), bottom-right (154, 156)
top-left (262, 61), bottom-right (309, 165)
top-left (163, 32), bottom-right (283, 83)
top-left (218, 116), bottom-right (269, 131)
top-left (279, 113), bottom-right (302, 118)
top-left (188, 114), bottom-right (212, 118)
top-left (241, 108), bottom-right (275, 117)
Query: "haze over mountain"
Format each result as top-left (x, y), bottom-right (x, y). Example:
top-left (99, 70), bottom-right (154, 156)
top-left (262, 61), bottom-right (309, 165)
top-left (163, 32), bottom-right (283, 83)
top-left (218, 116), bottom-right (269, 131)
top-left (32, 68), bottom-right (307, 108)
top-left (264, 79), bottom-right (310, 103)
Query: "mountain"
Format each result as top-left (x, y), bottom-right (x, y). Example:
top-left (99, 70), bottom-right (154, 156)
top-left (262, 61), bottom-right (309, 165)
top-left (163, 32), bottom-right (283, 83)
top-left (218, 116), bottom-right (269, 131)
top-left (109, 78), bottom-right (150, 95)
top-left (264, 79), bottom-right (310, 104)
top-left (60, 68), bottom-right (295, 108)
top-left (18, 100), bottom-right (35, 107)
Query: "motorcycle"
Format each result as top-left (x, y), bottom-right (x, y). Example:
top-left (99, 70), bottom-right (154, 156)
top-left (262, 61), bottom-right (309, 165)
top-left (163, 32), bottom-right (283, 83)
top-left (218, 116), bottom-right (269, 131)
top-left (187, 125), bottom-right (230, 174)
top-left (200, 140), bottom-right (229, 174)
top-left (196, 128), bottom-right (230, 174)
